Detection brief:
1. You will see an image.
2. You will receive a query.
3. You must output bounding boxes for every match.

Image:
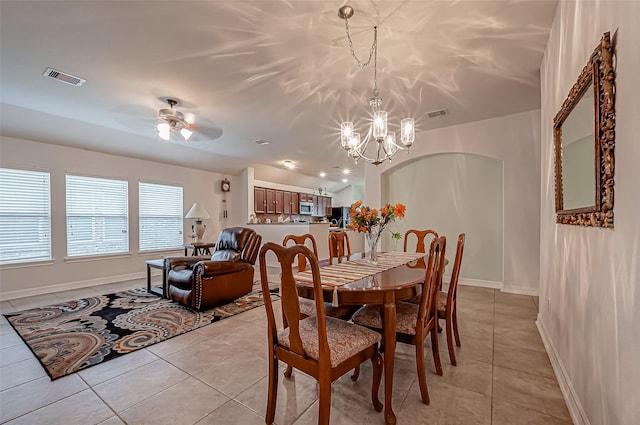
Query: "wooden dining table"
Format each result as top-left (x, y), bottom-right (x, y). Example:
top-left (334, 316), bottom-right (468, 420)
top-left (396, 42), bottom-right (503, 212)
top-left (295, 253), bottom-right (428, 425)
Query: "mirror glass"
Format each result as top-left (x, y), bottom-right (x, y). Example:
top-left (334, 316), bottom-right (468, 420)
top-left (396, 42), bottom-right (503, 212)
top-left (561, 86), bottom-right (594, 210)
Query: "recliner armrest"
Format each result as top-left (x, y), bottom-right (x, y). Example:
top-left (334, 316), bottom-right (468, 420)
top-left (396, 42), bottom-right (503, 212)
top-left (165, 256), bottom-right (210, 270)
top-left (197, 260), bottom-right (252, 276)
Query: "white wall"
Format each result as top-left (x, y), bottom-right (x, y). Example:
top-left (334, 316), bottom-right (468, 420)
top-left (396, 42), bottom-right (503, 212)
top-left (0, 136), bottom-right (238, 299)
top-left (538, 2), bottom-right (640, 424)
top-left (365, 110), bottom-right (541, 294)
top-left (381, 153), bottom-right (503, 283)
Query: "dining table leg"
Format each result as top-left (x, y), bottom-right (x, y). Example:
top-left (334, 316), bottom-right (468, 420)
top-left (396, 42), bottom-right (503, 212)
top-left (382, 298), bottom-right (397, 425)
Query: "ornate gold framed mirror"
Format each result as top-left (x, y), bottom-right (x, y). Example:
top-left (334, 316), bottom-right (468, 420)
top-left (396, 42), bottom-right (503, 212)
top-left (554, 32), bottom-right (615, 228)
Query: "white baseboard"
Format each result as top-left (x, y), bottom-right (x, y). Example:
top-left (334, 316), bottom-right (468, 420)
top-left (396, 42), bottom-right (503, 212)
top-left (0, 272), bottom-right (145, 301)
top-left (457, 277), bottom-right (503, 289)
top-left (536, 317), bottom-right (590, 425)
top-left (501, 286), bottom-right (539, 296)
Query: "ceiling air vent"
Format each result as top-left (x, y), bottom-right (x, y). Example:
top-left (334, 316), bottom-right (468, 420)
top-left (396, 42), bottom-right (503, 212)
top-left (427, 108), bottom-right (448, 119)
top-left (42, 67), bottom-right (86, 87)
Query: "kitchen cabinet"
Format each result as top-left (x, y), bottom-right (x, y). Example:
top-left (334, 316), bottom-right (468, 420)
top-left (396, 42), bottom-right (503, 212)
top-left (254, 187), bottom-right (266, 214)
top-left (325, 196), bottom-right (332, 216)
top-left (275, 190), bottom-right (284, 214)
top-left (283, 191), bottom-right (292, 214)
top-left (255, 187), bottom-right (330, 217)
top-left (266, 189), bottom-right (276, 214)
top-left (317, 196), bottom-right (331, 217)
top-left (291, 192), bottom-right (299, 214)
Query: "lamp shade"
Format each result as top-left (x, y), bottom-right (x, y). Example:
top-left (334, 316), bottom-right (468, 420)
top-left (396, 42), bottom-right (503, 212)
top-left (184, 203), bottom-right (210, 220)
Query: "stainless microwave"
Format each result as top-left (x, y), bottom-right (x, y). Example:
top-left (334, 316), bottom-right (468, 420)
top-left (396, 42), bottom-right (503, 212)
top-left (299, 201), bottom-right (313, 215)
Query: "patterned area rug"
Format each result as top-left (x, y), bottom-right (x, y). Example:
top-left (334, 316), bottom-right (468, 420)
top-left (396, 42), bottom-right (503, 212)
top-left (3, 285), bottom-right (278, 380)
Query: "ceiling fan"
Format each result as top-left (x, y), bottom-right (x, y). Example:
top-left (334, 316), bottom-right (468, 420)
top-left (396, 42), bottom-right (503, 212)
top-left (148, 96), bottom-right (223, 142)
top-left (157, 98), bottom-right (193, 141)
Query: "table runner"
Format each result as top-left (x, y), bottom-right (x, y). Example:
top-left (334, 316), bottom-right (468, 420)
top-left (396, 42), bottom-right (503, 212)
top-left (294, 251), bottom-right (425, 305)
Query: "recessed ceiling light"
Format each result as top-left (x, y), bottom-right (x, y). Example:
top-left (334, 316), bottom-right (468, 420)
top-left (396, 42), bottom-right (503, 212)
top-left (343, 169), bottom-right (350, 175)
top-left (319, 172), bottom-right (326, 178)
top-left (342, 178), bottom-right (348, 183)
top-left (254, 139), bottom-right (271, 145)
top-left (284, 160), bottom-right (295, 169)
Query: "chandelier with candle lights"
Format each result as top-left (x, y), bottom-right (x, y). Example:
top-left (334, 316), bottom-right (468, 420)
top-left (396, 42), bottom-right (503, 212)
top-left (337, 5), bottom-right (415, 165)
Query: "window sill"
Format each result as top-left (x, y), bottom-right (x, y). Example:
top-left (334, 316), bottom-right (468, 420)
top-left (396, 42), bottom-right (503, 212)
top-left (64, 252), bottom-right (133, 263)
top-left (138, 247), bottom-right (184, 256)
top-left (0, 259), bottom-right (55, 270)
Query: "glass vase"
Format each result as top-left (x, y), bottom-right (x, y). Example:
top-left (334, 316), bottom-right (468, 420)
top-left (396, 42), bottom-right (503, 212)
top-left (365, 232), bottom-right (380, 265)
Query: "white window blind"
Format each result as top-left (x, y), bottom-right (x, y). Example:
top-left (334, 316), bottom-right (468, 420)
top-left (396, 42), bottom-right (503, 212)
top-left (66, 175), bottom-right (129, 257)
top-left (139, 182), bottom-right (183, 251)
top-left (0, 168), bottom-right (51, 264)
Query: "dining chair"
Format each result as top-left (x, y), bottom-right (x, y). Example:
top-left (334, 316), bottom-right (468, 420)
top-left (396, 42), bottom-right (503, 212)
top-left (259, 242), bottom-right (384, 425)
top-left (352, 236), bottom-right (446, 405)
top-left (405, 233), bottom-right (465, 366)
top-left (328, 231), bottom-right (352, 265)
top-left (282, 233), bottom-right (359, 377)
top-left (438, 233), bottom-right (465, 366)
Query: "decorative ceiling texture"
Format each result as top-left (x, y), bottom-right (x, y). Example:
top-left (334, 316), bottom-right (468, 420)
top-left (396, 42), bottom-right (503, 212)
top-left (0, 0), bottom-right (557, 191)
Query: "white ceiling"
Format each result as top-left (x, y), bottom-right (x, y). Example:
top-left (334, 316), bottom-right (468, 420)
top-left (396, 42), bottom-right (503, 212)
top-left (0, 0), bottom-right (557, 192)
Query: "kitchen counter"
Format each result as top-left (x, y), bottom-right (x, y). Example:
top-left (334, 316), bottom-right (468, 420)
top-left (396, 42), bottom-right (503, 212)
top-left (246, 222), bottom-right (364, 268)
top-left (246, 222), bottom-right (329, 225)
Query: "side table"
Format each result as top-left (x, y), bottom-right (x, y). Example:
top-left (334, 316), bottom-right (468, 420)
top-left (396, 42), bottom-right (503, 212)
top-left (184, 242), bottom-right (216, 256)
top-left (146, 259), bottom-right (166, 298)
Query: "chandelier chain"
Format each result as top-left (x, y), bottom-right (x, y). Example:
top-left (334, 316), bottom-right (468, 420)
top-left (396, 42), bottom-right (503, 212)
top-left (344, 19), bottom-right (377, 71)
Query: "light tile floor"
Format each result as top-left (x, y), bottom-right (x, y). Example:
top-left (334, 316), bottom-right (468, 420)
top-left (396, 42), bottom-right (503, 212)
top-left (0, 279), bottom-right (572, 424)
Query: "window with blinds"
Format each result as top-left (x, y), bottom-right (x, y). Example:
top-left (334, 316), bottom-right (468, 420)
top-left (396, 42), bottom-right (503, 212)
top-left (0, 168), bottom-right (51, 264)
top-left (139, 182), bottom-right (183, 251)
top-left (66, 175), bottom-right (129, 257)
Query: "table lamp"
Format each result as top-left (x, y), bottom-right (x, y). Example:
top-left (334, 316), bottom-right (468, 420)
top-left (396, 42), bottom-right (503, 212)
top-left (184, 203), bottom-right (210, 242)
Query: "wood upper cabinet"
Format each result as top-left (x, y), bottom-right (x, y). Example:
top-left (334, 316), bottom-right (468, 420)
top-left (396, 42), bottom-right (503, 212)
top-left (265, 189), bottom-right (276, 214)
top-left (283, 191), bottom-right (292, 215)
top-left (275, 190), bottom-right (284, 214)
top-left (318, 196), bottom-right (330, 217)
top-left (299, 193), bottom-right (308, 202)
top-left (311, 195), bottom-right (318, 216)
top-left (254, 187), bottom-right (266, 214)
top-left (291, 192), bottom-right (299, 214)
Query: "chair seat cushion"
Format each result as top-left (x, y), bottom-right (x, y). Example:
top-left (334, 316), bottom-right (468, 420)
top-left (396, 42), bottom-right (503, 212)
top-left (352, 302), bottom-right (421, 335)
top-left (277, 316), bottom-right (381, 367)
top-left (298, 298), bottom-right (357, 320)
top-left (405, 291), bottom-right (447, 312)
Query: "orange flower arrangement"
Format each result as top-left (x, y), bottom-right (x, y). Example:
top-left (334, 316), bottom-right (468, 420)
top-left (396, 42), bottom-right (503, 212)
top-left (348, 201), bottom-right (406, 237)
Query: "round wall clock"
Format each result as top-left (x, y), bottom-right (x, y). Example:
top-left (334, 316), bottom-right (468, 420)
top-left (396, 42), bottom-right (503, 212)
top-left (221, 178), bottom-right (231, 192)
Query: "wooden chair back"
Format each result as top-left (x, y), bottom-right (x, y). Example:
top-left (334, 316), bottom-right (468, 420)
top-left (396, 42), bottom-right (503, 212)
top-left (445, 233), bottom-right (465, 307)
top-left (328, 231), bottom-right (352, 265)
top-left (438, 233), bottom-right (465, 366)
top-left (404, 229), bottom-right (438, 253)
top-left (415, 236), bottom-right (446, 335)
top-left (283, 233), bottom-right (318, 272)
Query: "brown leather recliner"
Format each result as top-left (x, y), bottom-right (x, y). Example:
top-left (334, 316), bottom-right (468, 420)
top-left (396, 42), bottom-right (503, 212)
top-left (164, 227), bottom-right (262, 310)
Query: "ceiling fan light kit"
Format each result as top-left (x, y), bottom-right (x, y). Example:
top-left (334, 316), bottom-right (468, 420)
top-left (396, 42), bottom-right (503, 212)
top-left (157, 98), bottom-right (193, 141)
top-left (337, 5), bottom-right (415, 166)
